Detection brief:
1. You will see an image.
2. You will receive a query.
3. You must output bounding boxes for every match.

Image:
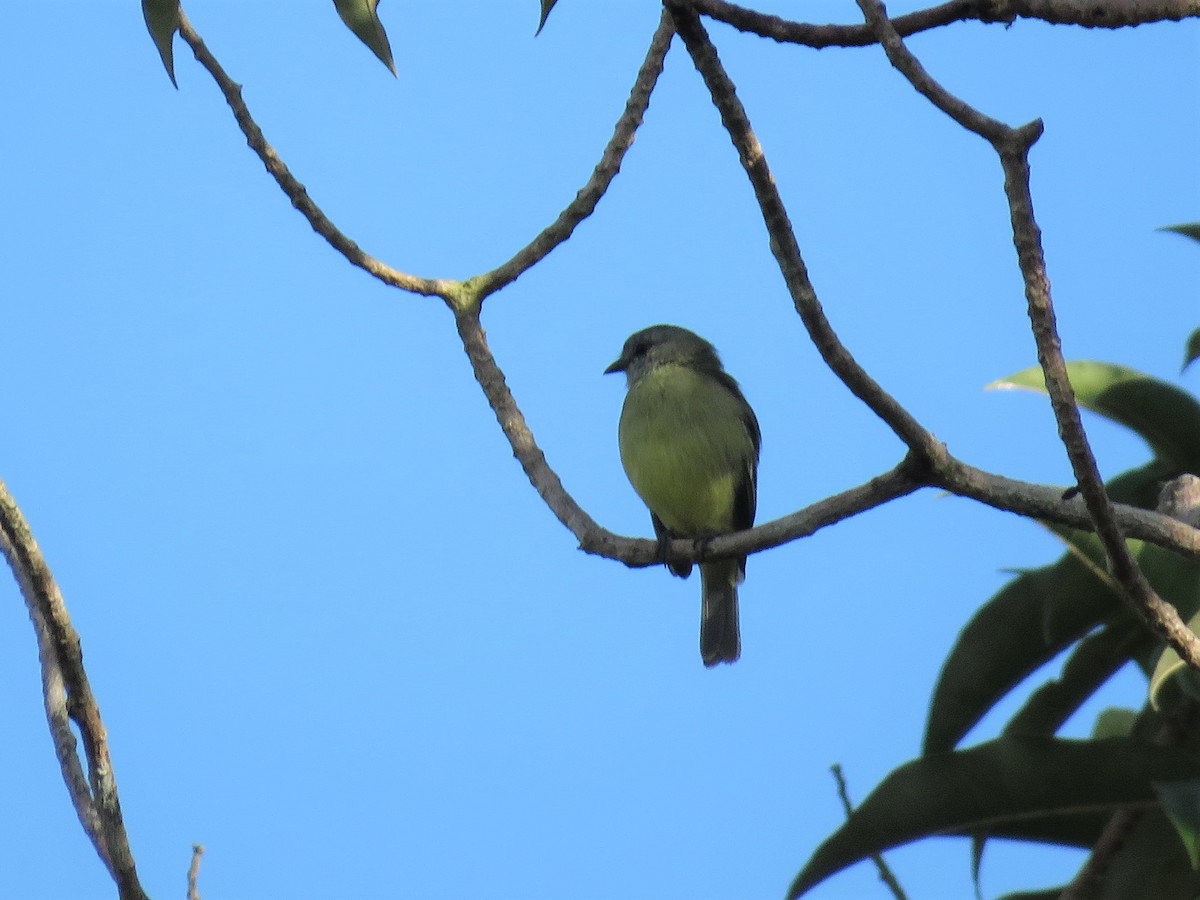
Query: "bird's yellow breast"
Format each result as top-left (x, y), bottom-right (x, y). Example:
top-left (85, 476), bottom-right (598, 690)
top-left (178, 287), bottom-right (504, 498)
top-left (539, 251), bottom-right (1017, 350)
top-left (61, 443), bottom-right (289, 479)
top-left (618, 364), bottom-right (755, 537)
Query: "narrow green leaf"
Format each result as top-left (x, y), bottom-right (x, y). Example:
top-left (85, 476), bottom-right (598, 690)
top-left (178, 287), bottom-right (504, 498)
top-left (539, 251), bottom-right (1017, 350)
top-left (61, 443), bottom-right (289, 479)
top-left (1184, 329), bottom-right (1200, 374)
top-left (537, 0), bottom-right (560, 34)
top-left (925, 550), bottom-right (1123, 753)
top-left (996, 890), bottom-right (1068, 900)
top-left (142, 0), bottom-right (181, 87)
top-left (334, 0), bottom-right (396, 76)
top-left (1150, 608), bottom-right (1200, 710)
top-left (788, 737), bottom-right (1200, 899)
top-left (1004, 624), bottom-right (1149, 738)
top-left (1154, 779), bottom-right (1200, 869)
top-left (971, 835), bottom-right (986, 900)
top-left (925, 463), bottom-right (1172, 753)
top-left (990, 361), bottom-right (1200, 470)
top-left (1160, 223), bottom-right (1200, 244)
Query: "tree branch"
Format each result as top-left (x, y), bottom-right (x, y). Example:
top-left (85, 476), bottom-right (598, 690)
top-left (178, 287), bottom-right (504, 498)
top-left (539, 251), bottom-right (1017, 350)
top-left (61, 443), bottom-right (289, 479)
top-left (175, 1), bottom-right (1200, 633)
top-left (467, 9), bottom-right (676, 303)
top-left (177, 6), bottom-right (675, 318)
top-left (188, 844), bottom-right (206, 900)
top-left (855, 0), bottom-right (1200, 670)
top-left (667, 2), bottom-right (946, 469)
top-left (934, 462), bottom-right (1200, 561)
top-left (175, 10), bottom-right (458, 302)
top-left (831, 765), bottom-right (909, 900)
top-left (683, 0), bottom-right (1200, 49)
top-left (449, 304), bottom-right (1200, 570)
top-left (453, 308), bottom-right (603, 542)
top-left (0, 478), bottom-right (149, 900)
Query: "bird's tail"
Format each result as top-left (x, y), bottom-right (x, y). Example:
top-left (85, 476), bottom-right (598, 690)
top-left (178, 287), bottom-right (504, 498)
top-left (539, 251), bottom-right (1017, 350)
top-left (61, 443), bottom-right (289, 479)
top-left (700, 560), bottom-right (741, 666)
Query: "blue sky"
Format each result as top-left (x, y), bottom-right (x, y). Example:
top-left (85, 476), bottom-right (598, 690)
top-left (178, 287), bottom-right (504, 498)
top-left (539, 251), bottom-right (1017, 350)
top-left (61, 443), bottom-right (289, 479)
top-left (1, 2), bottom-right (1197, 898)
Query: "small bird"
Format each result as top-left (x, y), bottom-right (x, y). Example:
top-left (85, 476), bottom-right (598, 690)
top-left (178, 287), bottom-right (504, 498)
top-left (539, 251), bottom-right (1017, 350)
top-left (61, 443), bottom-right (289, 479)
top-left (605, 325), bottom-right (761, 666)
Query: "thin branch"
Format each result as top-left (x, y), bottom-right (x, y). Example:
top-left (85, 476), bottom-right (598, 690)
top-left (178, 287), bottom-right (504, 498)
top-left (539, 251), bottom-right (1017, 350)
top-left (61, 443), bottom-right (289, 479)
top-left (188, 844), bottom-right (206, 900)
top-left (831, 765), bottom-right (908, 900)
top-left (855, 0), bottom-right (1200, 670)
top-left (0, 478), bottom-right (149, 900)
top-left (175, 11), bottom-right (458, 302)
top-left (684, 0), bottom-right (1200, 49)
top-left (28, 600), bottom-right (110, 872)
top-left (454, 308), bottom-right (603, 541)
top-left (688, 0), bottom-right (980, 46)
top-left (667, 3), bottom-right (945, 468)
top-left (173, 4), bottom-right (1200, 601)
top-left (637, 437), bottom-right (1200, 569)
top-left (1014, 0), bottom-right (1200, 25)
top-left (934, 462), bottom-right (1200, 561)
top-left (855, 0), bottom-right (1026, 144)
top-left (468, 9), bottom-right (676, 302)
top-left (177, 6), bottom-right (675, 315)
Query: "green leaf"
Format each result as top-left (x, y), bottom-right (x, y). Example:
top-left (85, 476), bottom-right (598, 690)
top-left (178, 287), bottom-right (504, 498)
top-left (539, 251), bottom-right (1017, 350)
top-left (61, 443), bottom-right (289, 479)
top-left (1092, 707), bottom-right (1141, 740)
top-left (1150, 608), bottom-right (1200, 710)
top-left (142, 0), bottom-right (181, 87)
top-left (971, 836), bottom-right (986, 900)
top-left (925, 462), bottom-right (1173, 753)
top-left (991, 361), bottom-right (1200, 471)
top-left (1154, 779), bottom-right (1200, 869)
top-left (1132, 542), bottom-right (1200, 676)
top-left (1004, 624), bottom-right (1150, 739)
top-left (925, 547), bottom-right (1123, 753)
top-left (537, 0), bottom-right (560, 34)
top-left (1160, 223), bottom-right (1200, 244)
top-left (996, 890), bottom-right (1067, 900)
top-left (334, 0), bottom-right (396, 76)
top-left (789, 736), bottom-right (1200, 899)
top-left (1185, 329), bottom-right (1200, 374)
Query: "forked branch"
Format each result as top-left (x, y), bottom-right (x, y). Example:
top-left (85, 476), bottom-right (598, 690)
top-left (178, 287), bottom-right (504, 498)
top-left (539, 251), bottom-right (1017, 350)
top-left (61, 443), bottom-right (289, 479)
top-left (684, 0), bottom-right (1200, 48)
top-left (0, 479), bottom-right (149, 900)
top-left (854, 0), bottom-right (1200, 668)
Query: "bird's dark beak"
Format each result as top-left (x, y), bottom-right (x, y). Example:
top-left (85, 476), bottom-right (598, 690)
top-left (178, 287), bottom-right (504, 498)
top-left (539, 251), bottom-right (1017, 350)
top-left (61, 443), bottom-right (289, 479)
top-left (604, 355), bottom-right (628, 375)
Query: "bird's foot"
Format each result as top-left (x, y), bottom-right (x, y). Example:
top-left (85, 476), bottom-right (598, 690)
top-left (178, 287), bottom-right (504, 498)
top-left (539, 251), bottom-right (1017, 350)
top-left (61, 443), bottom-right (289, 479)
top-left (657, 534), bottom-right (694, 579)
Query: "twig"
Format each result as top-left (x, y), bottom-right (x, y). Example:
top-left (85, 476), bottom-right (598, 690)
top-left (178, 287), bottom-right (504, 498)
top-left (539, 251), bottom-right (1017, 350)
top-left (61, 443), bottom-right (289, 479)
top-left (830, 765), bottom-right (908, 900)
top-left (0, 478), bottom-right (149, 900)
top-left (175, 11), bottom-right (457, 302)
top-left (688, 0), bottom-right (979, 46)
top-left (188, 844), bottom-right (206, 900)
top-left (934, 462), bottom-right (1200, 561)
top-left (855, 0), bottom-right (1023, 143)
top-left (453, 308), bottom-right (602, 540)
top-left (468, 9), bottom-right (676, 303)
top-left (685, 0), bottom-right (1200, 48)
top-left (854, 0), bottom-right (1200, 671)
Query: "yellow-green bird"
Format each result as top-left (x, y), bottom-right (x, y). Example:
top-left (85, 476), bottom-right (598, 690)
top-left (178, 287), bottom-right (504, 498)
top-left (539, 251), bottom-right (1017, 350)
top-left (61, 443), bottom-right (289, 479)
top-left (605, 325), bottom-right (761, 667)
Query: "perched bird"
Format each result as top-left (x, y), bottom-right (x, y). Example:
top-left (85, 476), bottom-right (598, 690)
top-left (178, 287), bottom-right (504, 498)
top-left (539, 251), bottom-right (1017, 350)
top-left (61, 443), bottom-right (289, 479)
top-left (605, 325), bottom-right (761, 666)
